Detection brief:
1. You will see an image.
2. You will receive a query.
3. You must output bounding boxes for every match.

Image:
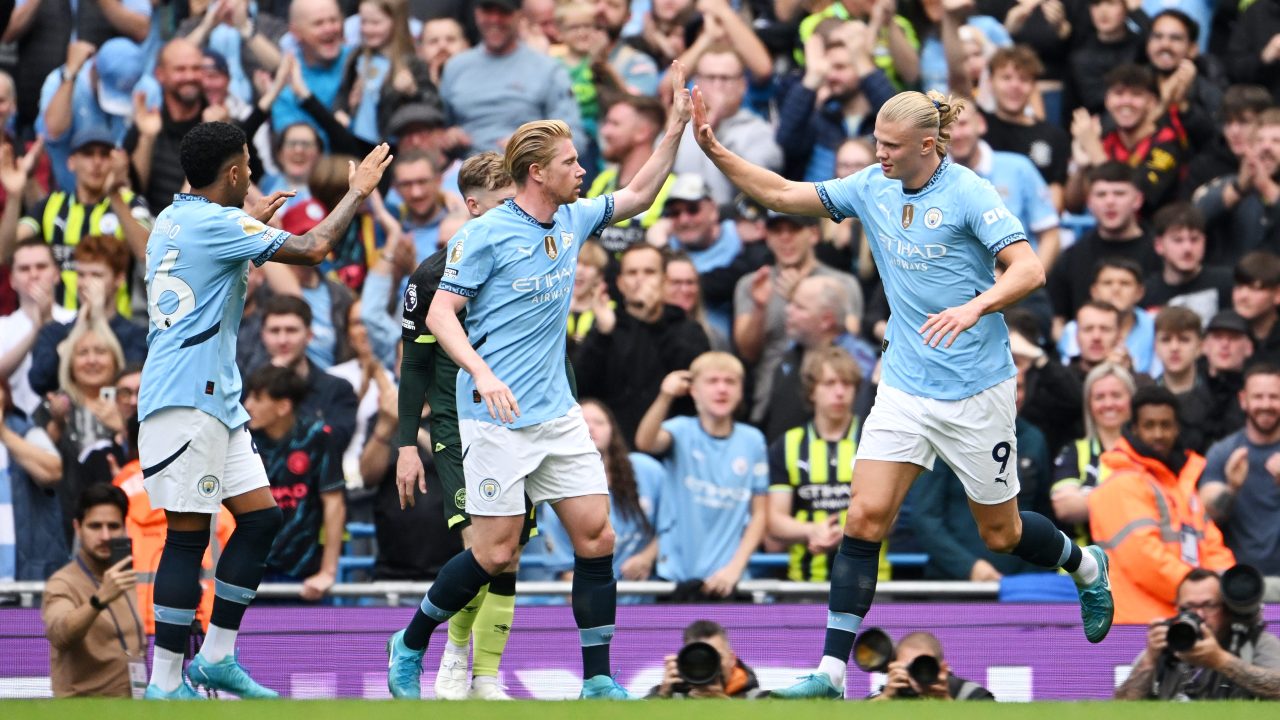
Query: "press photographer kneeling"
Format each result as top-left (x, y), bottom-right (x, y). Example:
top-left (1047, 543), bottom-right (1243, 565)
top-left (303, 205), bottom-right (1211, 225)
top-left (856, 628), bottom-right (994, 701)
top-left (651, 621), bottom-right (768, 698)
top-left (1116, 565), bottom-right (1280, 700)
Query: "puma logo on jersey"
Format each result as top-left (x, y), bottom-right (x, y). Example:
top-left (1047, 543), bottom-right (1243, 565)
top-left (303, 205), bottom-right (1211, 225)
top-left (515, 245), bottom-right (535, 257)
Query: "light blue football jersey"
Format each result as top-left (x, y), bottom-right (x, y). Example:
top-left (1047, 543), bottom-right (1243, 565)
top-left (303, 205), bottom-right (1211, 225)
top-left (440, 195), bottom-right (614, 428)
top-left (138, 194), bottom-right (290, 427)
top-left (815, 159), bottom-right (1026, 400)
top-left (653, 416), bottom-right (768, 582)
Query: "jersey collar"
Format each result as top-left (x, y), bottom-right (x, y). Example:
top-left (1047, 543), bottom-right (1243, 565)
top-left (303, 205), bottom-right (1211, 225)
top-left (174, 193), bottom-right (212, 204)
top-left (504, 198), bottom-right (554, 229)
top-left (903, 158), bottom-right (950, 196)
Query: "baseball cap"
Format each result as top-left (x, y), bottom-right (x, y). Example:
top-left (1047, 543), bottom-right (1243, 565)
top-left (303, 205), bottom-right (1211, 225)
top-left (764, 209), bottom-right (820, 227)
top-left (281, 198), bottom-right (327, 236)
top-left (667, 173), bottom-right (711, 203)
top-left (477, 0), bottom-right (519, 11)
top-left (70, 126), bottom-right (117, 154)
top-left (1205, 310), bottom-right (1253, 340)
top-left (202, 48), bottom-right (230, 77)
top-left (386, 102), bottom-right (446, 138)
top-left (95, 38), bottom-right (147, 117)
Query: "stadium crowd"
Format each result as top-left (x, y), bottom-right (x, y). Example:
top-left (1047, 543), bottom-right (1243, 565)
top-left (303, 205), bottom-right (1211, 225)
top-left (1, 0), bottom-right (1279, 642)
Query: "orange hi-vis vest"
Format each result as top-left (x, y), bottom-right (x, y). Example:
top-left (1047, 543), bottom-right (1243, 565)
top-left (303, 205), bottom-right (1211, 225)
top-left (113, 460), bottom-right (236, 634)
top-left (1087, 438), bottom-right (1235, 625)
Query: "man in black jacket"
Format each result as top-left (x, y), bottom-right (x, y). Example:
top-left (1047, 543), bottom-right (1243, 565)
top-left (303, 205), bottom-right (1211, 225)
top-left (574, 243), bottom-right (709, 446)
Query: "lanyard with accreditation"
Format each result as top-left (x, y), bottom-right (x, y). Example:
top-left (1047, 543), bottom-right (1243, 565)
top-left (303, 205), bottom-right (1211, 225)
top-left (75, 556), bottom-right (148, 699)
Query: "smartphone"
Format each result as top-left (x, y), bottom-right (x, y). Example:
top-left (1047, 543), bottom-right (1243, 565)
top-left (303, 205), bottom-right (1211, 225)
top-left (99, 386), bottom-right (117, 403)
top-left (108, 536), bottom-right (132, 568)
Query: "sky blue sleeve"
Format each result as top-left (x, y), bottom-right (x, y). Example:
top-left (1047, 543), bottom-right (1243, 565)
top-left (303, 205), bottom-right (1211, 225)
top-left (207, 209), bottom-right (291, 266)
top-left (965, 176), bottom-right (1027, 255)
top-left (439, 223), bottom-right (494, 297)
top-left (814, 173), bottom-right (864, 222)
top-left (572, 194), bottom-right (615, 238)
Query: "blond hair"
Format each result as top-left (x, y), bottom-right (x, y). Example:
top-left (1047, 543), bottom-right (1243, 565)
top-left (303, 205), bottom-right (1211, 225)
top-left (505, 120), bottom-right (573, 185)
top-left (1082, 362), bottom-right (1136, 441)
top-left (458, 151), bottom-right (512, 197)
top-left (689, 351), bottom-right (744, 381)
top-left (577, 239), bottom-right (608, 272)
top-left (57, 314), bottom-right (125, 404)
top-left (877, 90), bottom-right (965, 159)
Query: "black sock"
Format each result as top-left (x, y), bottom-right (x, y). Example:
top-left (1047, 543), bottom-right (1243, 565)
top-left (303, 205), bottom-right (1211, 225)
top-left (210, 507), bottom-right (282, 630)
top-left (153, 528), bottom-right (209, 653)
top-left (823, 536), bottom-right (880, 662)
top-left (1011, 511), bottom-right (1081, 570)
top-left (404, 550), bottom-right (492, 651)
top-left (572, 554), bottom-right (616, 679)
top-left (489, 572), bottom-right (517, 597)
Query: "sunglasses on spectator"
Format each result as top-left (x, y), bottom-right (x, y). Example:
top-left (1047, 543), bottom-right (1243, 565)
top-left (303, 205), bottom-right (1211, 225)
top-left (663, 202), bottom-right (702, 218)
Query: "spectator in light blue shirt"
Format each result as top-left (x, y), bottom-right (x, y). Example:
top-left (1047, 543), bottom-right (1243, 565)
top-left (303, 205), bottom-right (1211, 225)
top-left (271, 0), bottom-right (350, 143)
top-left (635, 352), bottom-right (769, 598)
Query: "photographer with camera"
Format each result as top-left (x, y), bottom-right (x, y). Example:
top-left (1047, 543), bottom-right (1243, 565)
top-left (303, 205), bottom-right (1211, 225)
top-left (1115, 566), bottom-right (1280, 700)
top-left (650, 620), bottom-right (767, 699)
top-left (865, 631), bottom-right (994, 701)
top-left (41, 484), bottom-right (144, 697)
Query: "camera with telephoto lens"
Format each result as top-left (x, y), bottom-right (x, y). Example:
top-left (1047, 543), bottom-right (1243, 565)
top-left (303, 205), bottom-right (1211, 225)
top-left (675, 641), bottom-right (723, 687)
top-left (1165, 612), bottom-right (1205, 653)
top-left (1164, 564), bottom-right (1266, 653)
top-left (852, 628), bottom-right (942, 697)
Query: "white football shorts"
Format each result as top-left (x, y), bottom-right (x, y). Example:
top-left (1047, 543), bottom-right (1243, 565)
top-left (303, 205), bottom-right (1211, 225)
top-left (139, 407), bottom-right (269, 513)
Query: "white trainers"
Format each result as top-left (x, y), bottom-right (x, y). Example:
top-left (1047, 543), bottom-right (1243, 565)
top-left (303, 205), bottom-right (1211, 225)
top-left (434, 649), bottom-right (470, 700)
top-left (469, 679), bottom-right (512, 700)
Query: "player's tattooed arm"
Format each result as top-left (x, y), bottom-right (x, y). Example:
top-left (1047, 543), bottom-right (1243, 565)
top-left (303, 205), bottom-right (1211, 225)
top-left (271, 144), bottom-right (394, 265)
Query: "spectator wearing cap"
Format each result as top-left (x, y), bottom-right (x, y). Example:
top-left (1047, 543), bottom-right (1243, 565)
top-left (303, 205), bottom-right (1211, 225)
top-left (575, 243), bottom-right (711, 447)
top-left (1142, 202), bottom-right (1231, 325)
top-left (439, 0), bottom-right (584, 156)
top-left (125, 39), bottom-right (212, 213)
top-left (383, 103), bottom-right (466, 204)
top-left (1, 127), bottom-right (150, 317)
top-left (664, 174), bottom-right (740, 338)
top-left (1198, 309), bottom-right (1253, 439)
top-left (1233, 251), bottom-right (1280, 365)
top-left (734, 211), bottom-right (863, 425)
top-left (37, 37), bottom-right (161, 193)
top-left (8, 0), bottom-right (152, 138)
top-left (1067, 64), bottom-right (1192, 214)
top-left (675, 47), bottom-right (783, 207)
top-left (271, 0), bottom-right (351, 142)
top-left (775, 19), bottom-right (893, 183)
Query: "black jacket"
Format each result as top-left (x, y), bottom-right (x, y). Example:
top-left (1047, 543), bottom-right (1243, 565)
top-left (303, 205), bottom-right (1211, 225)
top-left (574, 304), bottom-right (710, 447)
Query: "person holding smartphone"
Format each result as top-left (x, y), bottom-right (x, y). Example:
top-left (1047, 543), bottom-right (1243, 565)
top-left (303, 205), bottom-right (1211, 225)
top-left (41, 484), bottom-right (146, 698)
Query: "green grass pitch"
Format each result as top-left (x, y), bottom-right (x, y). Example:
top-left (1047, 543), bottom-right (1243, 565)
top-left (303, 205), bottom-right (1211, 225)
top-left (0, 699), bottom-right (1275, 720)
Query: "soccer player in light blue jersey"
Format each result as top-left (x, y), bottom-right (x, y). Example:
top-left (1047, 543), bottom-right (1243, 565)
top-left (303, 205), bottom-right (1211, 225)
top-left (384, 62), bottom-right (694, 701)
top-left (690, 89), bottom-right (1115, 699)
top-left (137, 121), bottom-right (392, 699)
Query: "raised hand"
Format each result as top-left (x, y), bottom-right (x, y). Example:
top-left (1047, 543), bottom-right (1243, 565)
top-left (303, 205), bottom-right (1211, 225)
top-left (691, 86), bottom-right (719, 151)
top-left (0, 137), bottom-right (43, 195)
top-left (668, 61), bottom-right (692, 127)
top-left (66, 41), bottom-right (97, 77)
top-left (659, 369), bottom-right (693, 399)
top-left (347, 143), bottom-right (394, 199)
top-left (133, 92), bottom-right (162, 138)
top-left (250, 190), bottom-right (295, 223)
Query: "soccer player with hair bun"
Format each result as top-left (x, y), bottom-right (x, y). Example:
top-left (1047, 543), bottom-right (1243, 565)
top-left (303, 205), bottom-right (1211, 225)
top-left (690, 88), bottom-right (1115, 699)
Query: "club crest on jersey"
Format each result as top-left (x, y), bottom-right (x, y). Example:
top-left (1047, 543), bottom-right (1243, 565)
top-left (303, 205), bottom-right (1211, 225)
top-left (543, 234), bottom-right (558, 259)
top-left (901, 204), bottom-right (915, 229)
top-left (924, 208), bottom-right (943, 229)
top-left (561, 231), bottom-right (574, 248)
top-left (450, 239), bottom-right (464, 264)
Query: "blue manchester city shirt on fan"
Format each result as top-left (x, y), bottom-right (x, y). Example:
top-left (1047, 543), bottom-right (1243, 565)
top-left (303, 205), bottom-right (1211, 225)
top-left (138, 194), bottom-right (290, 429)
top-left (440, 196), bottom-right (614, 428)
top-left (815, 159), bottom-right (1026, 401)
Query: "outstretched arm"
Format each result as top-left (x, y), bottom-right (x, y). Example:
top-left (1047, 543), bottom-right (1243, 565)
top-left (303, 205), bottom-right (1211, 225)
top-left (611, 62), bottom-right (692, 221)
top-left (271, 144), bottom-right (393, 265)
top-left (691, 87), bottom-right (828, 217)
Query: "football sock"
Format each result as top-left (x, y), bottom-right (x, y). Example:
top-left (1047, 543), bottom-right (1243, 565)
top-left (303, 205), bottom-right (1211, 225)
top-left (1010, 511), bottom-right (1095, 580)
top-left (822, 535), bottom-right (880, 682)
top-left (448, 584), bottom-right (487, 650)
top-left (150, 528), bottom-right (208, 690)
top-left (202, 507), bottom-right (282, 662)
top-left (572, 554), bottom-right (616, 679)
top-left (404, 550), bottom-right (492, 651)
top-left (472, 572), bottom-right (517, 678)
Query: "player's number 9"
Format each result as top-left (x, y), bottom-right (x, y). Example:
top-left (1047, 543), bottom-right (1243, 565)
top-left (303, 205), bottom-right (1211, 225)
top-left (992, 441), bottom-right (1012, 475)
top-left (148, 248), bottom-right (197, 330)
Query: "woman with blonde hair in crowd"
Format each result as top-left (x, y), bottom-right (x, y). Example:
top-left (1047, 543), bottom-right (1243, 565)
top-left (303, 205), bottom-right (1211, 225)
top-left (1051, 362), bottom-right (1136, 543)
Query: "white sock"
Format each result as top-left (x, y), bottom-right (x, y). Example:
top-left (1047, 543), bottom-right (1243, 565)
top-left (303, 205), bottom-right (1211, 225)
top-left (150, 647), bottom-right (184, 692)
top-left (199, 624), bottom-right (238, 664)
top-left (817, 656), bottom-right (846, 688)
top-left (444, 639), bottom-right (468, 656)
top-left (1071, 547), bottom-right (1100, 586)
